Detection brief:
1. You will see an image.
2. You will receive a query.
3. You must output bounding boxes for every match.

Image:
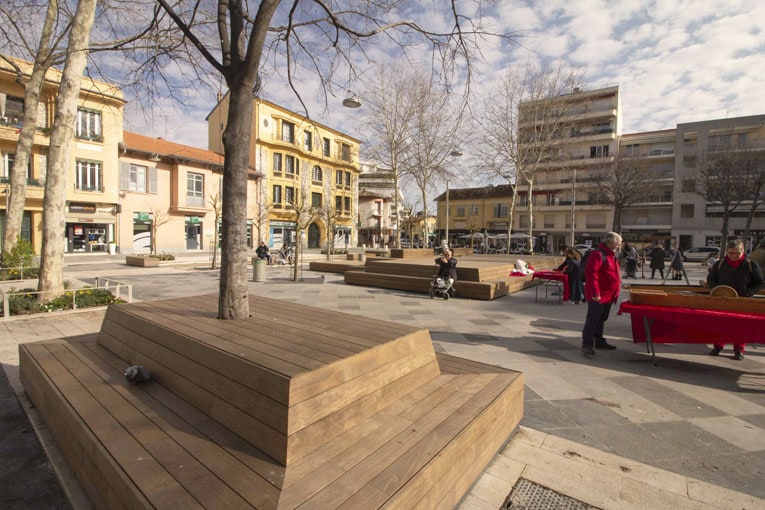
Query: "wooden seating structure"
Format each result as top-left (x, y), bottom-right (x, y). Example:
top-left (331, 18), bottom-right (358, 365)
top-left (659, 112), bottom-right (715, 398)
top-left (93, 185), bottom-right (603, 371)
top-left (311, 254), bottom-right (560, 300)
top-left (20, 294), bottom-right (524, 509)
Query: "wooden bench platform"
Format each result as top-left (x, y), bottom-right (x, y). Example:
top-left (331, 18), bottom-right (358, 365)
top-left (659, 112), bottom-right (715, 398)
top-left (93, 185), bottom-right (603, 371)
top-left (20, 295), bottom-right (523, 509)
top-left (327, 255), bottom-right (559, 300)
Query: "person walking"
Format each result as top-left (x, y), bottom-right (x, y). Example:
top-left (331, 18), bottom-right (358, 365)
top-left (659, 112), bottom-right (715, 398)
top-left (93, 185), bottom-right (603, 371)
top-left (707, 239), bottom-right (765, 360)
top-left (557, 247), bottom-right (582, 303)
top-left (581, 232), bottom-right (623, 356)
top-left (649, 242), bottom-right (665, 279)
top-left (749, 238), bottom-right (765, 269)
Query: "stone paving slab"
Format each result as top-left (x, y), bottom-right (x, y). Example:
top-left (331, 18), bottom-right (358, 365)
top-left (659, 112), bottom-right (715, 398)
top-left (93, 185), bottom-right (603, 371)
top-left (1, 257), bottom-right (763, 509)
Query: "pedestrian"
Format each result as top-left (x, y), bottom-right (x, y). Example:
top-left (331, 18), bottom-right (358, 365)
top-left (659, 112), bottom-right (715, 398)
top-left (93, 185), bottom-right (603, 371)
top-left (670, 248), bottom-right (684, 280)
top-left (556, 247), bottom-right (582, 303)
top-left (256, 241), bottom-right (273, 265)
top-left (435, 249), bottom-right (458, 287)
top-left (707, 239), bottom-right (765, 360)
top-left (749, 238), bottom-right (765, 269)
top-left (581, 232), bottom-right (623, 355)
top-left (622, 242), bottom-right (637, 278)
top-left (649, 242), bottom-right (665, 279)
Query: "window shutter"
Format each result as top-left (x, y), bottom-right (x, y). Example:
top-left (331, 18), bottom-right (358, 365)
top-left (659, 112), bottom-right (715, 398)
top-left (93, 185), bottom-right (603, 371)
top-left (149, 165), bottom-right (158, 194)
top-left (119, 162), bottom-right (130, 190)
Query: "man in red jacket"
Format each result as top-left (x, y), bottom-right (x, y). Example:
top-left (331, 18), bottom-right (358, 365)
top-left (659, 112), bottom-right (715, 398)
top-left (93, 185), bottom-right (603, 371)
top-left (581, 232), bottom-right (623, 356)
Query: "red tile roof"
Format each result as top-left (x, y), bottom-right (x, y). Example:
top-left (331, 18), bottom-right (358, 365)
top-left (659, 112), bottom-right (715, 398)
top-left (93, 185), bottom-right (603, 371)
top-left (123, 131), bottom-right (224, 167)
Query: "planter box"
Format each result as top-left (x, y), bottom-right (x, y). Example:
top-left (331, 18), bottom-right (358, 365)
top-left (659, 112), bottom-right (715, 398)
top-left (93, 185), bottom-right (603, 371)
top-left (125, 255), bottom-right (160, 267)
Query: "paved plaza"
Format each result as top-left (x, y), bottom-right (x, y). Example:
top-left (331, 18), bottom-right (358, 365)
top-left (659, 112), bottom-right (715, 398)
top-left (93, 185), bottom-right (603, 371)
top-left (1, 253), bottom-right (764, 509)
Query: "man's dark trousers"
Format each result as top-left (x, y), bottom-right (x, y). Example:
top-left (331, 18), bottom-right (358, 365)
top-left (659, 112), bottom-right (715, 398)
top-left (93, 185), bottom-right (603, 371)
top-left (582, 300), bottom-right (613, 349)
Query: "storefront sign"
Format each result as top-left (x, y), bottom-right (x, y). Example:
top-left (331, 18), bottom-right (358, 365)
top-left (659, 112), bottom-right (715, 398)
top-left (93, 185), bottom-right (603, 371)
top-left (136, 212), bottom-right (151, 222)
top-left (187, 216), bottom-right (200, 224)
top-left (69, 203), bottom-right (96, 214)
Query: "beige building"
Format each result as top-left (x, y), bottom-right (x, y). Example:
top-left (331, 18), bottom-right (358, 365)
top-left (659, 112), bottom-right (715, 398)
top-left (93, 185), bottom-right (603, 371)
top-left (118, 132), bottom-right (263, 254)
top-left (0, 55), bottom-right (125, 254)
top-left (207, 96), bottom-right (361, 250)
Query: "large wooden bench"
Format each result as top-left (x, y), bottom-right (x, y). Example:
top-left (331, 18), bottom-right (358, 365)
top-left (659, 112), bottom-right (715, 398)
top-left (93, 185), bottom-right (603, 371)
top-left (20, 295), bottom-right (523, 509)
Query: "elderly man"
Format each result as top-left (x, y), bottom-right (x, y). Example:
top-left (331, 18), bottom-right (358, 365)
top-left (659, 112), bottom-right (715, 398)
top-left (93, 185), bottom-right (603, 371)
top-left (581, 232), bottom-right (623, 356)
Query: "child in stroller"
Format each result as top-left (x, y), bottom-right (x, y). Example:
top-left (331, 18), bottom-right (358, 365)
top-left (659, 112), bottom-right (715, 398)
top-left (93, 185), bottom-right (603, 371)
top-left (431, 250), bottom-right (457, 299)
top-left (622, 242), bottom-right (638, 278)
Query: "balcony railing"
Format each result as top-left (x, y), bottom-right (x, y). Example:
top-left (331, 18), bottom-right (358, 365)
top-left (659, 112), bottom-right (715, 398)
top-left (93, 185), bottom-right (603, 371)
top-left (1, 177), bottom-right (45, 187)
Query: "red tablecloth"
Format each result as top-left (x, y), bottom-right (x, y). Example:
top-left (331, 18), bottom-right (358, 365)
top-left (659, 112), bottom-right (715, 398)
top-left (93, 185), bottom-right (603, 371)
top-left (618, 301), bottom-right (765, 345)
top-left (532, 271), bottom-right (569, 301)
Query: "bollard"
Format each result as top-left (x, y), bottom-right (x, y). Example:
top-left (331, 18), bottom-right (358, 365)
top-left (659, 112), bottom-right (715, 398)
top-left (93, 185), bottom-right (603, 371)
top-left (253, 258), bottom-right (266, 282)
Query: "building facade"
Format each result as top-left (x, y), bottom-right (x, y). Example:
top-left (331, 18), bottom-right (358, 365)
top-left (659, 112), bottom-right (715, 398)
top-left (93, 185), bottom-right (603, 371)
top-left (436, 85), bottom-right (765, 253)
top-left (118, 132), bottom-right (263, 254)
top-left (207, 96), bottom-right (361, 251)
top-left (1, 55), bottom-right (125, 254)
top-left (356, 161), bottom-right (405, 247)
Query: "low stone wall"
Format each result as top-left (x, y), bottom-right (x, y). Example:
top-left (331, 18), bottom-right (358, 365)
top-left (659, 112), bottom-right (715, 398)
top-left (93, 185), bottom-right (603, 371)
top-left (125, 255), bottom-right (160, 267)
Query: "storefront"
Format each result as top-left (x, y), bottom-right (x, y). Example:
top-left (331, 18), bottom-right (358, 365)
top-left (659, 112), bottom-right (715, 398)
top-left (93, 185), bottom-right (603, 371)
top-left (65, 202), bottom-right (116, 253)
top-left (269, 220), bottom-right (296, 249)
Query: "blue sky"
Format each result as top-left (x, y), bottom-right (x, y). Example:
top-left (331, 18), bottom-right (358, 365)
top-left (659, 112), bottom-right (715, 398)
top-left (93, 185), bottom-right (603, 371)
top-left (123, 1), bottom-right (765, 155)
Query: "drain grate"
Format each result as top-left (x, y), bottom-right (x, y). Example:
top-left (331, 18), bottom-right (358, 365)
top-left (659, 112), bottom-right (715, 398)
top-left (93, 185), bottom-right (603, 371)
top-left (502, 478), bottom-right (600, 510)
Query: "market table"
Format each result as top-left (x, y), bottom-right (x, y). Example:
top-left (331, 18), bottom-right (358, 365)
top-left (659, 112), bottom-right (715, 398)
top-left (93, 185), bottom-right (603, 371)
top-left (532, 270), bottom-right (569, 303)
top-left (618, 300), bottom-right (765, 364)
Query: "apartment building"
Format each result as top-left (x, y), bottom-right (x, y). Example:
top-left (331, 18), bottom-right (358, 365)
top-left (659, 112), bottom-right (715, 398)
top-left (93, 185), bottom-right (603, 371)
top-left (436, 83), bottom-right (765, 253)
top-left (0, 55), bottom-right (125, 254)
top-left (118, 132), bottom-right (264, 254)
top-left (357, 161), bottom-right (405, 247)
top-left (207, 96), bottom-right (361, 251)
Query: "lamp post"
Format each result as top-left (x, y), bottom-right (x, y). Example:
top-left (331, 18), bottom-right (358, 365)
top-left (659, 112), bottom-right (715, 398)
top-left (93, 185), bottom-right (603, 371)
top-left (447, 150), bottom-right (462, 249)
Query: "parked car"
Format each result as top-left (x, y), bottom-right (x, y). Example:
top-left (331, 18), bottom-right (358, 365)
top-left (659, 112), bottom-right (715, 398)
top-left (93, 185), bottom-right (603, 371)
top-left (573, 244), bottom-right (593, 253)
top-left (682, 246), bottom-right (719, 262)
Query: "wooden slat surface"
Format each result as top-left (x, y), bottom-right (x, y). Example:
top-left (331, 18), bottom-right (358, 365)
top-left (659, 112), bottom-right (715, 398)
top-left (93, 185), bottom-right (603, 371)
top-left (22, 296), bottom-right (524, 509)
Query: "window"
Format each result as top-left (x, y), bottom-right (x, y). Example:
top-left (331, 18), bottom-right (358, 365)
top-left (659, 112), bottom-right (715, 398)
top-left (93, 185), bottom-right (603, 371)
top-left (590, 145), bottom-right (609, 158)
top-left (1, 95), bottom-right (24, 123)
top-left (285, 186), bottom-right (295, 204)
top-left (273, 153), bottom-right (282, 174)
top-left (623, 144), bottom-right (640, 157)
top-left (1, 152), bottom-right (15, 179)
top-left (285, 155), bottom-right (296, 175)
top-left (335, 196), bottom-right (342, 210)
top-left (456, 206), bottom-right (465, 216)
top-left (680, 204), bottom-right (695, 218)
top-left (128, 164), bottom-right (147, 192)
top-left (344, 196), bottom-right (351, 212)
top-left (544, 215), bottom-right (555, 228)
top-left (336, 170), bottom-right (343, 186)
top-left (493, 204), bottom-right (508, 218)
top-left (469, 204), bottom-right (479, 216)
top-left (304, 130), bottom-right (313, 151)
top-left (341, 143), bottom-right (351, 162)
top-left (709, 134), bottom-right (731, 150)
top-left (281, 121), bottom-right (295, 143)
top-left (519, 215), bottom-right (529, 228)
top-left (311, 165), bottom-right (322, 182)
top-left (681, 179), bottom-right (695, 193)
top-left (586, 213), bottom-right (606, 229)
top-left (682, 155), bottom-right (696, 167)
top-left (344, 171), bottom-right (351, 187)
top-left (518, 195), bottom-right (528, 207)
top-left (75, 160), bottom-right (102, 191)
top-left (323, 137), bottom-right (331, 157)
top-left (375, 201), bottom-right (382, 215)
top-left (186, 172), bottom-right (204, 207)
top-left (76, 108), bottom-right (102, 140)
top-left (311, 192), bottom-right (322, 208)
top-left (273, 185), bottom-right (282, 205)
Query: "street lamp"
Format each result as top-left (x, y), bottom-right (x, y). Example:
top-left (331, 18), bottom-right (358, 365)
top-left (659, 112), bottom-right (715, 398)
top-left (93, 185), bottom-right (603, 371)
top-left (446, 150), bottom-right (463, 249)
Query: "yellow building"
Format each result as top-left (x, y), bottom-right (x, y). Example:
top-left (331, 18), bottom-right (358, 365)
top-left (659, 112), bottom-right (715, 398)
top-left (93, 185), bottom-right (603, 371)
top-left (207, 96), bottom-right (360, 250)
top-left (0, 55), bottom-right (125, 254)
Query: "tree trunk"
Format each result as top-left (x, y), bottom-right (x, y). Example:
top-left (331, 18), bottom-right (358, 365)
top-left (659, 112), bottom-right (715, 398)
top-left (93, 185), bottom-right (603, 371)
top-left (218, 85), bottom-right (253, 319)
top-left (526, 179), bottom-right (535, 254)
top-left (37, 0), bottom-right (97, 302)
top-left (3, 0), bottom-right (59, 253)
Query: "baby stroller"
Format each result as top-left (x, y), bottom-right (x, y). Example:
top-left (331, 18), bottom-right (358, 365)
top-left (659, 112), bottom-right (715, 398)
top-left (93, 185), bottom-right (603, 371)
top-left (429, 275), bottom-right (456, 300)
top-left (625, 257), bottom-right (638, 278)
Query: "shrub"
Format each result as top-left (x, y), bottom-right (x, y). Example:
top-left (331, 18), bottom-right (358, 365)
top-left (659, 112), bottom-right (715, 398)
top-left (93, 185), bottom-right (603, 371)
top-left (0, 238), bottom-right (37, 280)
top-left (1, 286), bottom-right (124, 317)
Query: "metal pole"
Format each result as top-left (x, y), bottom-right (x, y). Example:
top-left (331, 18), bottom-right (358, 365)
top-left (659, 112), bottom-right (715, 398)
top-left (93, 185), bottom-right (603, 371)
top-left (570, 167), bottom-right (577, 247)
top-left (445, 180), bottom-right (450, 249)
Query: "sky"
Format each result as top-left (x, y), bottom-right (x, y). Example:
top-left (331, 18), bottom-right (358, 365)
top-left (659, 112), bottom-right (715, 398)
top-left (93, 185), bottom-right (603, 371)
top-left (122, 0), bottom-right (765, 165)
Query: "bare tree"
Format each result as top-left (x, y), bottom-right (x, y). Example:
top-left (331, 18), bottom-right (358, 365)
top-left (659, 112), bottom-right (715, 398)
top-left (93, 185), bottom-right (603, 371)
top-left (149, 1), bottom-right (504, 319)
top-left (477, 61), bottom-right (584, 254)
top-left (400, 73), bottom-right (462, 245)
top-left (287, 175), bottom-right (319, 282)
top-left (207, 189), bottom-right (222, 269)
top-left (0, 1), bottom-right (70, 254)
top-left (37, 0), bottom-right (98, 301)
top-left (147, 203), bottom-right (171, 255)
top-left (359, 63), bottom-right (418, 248)
top-left (594, 156), bottom-right (655, 233)
top-left (741, 151), bottom-right (765, 249)
top-left (695, 146), bottom-right (754, 244)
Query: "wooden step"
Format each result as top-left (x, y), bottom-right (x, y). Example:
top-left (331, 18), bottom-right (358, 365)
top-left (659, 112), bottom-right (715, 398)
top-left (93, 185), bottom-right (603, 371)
top-left (20, 296), bottom-right (524, 509)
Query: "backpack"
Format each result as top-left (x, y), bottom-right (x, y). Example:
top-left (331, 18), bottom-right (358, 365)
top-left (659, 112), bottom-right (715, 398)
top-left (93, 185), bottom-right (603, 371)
top-left (579, 248), bottom-right (606, 282)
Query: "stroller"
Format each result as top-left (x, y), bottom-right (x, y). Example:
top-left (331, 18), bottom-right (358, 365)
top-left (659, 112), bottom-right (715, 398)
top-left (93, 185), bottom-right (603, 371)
top-left (429, 275), bottom-right (456, 300)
